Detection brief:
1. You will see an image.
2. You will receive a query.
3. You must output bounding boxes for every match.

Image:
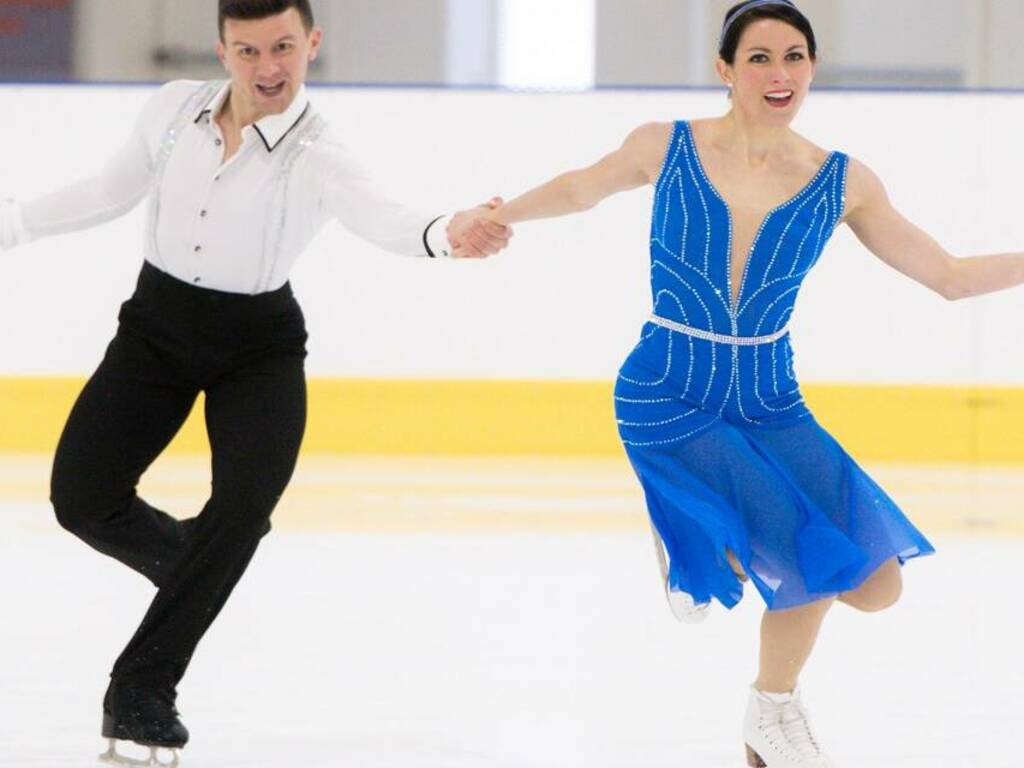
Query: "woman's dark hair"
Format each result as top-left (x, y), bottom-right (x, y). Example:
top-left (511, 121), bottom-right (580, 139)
top-left (218, 0), bottom-right (315, 40)
top-left (718, 1), bottom-right (817, 64)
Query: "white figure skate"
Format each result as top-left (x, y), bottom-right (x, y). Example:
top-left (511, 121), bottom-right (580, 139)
top-left (649, 522), bottom-right (710, 623)
top-left (743, 686), bottom-right (833, 768)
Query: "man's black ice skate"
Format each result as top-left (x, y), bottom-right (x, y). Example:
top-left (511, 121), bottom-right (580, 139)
top-left (99, 681), bottom-right (189, 767)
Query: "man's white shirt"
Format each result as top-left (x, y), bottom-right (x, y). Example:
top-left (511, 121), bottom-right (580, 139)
top-left (0, 80), bottom-right (453, 294)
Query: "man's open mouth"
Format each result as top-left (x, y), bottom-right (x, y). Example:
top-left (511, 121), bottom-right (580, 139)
top-left (256, 82), bottom-right (286, 98)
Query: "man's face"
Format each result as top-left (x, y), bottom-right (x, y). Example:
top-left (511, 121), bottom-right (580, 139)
top-left (216, 8), bottom-right (322, 118)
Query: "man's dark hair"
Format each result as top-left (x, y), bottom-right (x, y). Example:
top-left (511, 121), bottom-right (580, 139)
top-left (218, 0), bottom-right (315, 39)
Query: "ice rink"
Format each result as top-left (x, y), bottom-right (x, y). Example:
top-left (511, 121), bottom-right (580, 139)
top-left (1, 455), bottom-right (1021, 768)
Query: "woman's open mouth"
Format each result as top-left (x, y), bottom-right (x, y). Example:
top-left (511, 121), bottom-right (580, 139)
top-left (764, 90), bottom-right (794, 108)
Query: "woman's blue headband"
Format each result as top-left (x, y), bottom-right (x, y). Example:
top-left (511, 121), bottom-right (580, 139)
top-left (718, 0), bottom-right (805, 53)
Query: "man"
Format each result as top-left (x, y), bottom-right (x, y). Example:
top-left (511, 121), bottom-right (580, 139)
top-left (0, 1), bottom-right (510, 764)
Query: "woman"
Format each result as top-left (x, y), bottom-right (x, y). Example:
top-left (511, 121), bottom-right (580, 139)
top-left (463, 1), bottom-right (1024, 766)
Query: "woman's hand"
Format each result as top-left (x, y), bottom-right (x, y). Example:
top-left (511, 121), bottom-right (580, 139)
top-left (447, 197), bottom-right (514, 259)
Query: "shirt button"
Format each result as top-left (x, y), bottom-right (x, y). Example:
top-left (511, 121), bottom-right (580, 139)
top-left (214, 175), bottom-right (221, 181)
top-left (194, 245), bottom-right (202, 252)
top-left (193, 277), bottom-right (201, 284)
top-left (215, 139), bottom-right (222, 146)
top-left (200, 210), bottom-right (208, 218)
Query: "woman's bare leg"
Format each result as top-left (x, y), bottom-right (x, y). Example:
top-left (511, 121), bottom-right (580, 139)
top-left (755, 598), bottom-right (835, 693)
top-left (838, 558), bottom-right (902, 612)
top-left (754, 557), bottom-right (902, 692)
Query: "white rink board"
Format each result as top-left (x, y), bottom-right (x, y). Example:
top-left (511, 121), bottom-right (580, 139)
top-left (2, 84), bottom-right (1024, 384)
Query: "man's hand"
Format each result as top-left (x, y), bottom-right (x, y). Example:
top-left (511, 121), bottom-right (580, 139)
top-left (447, 197), bottom-right (513, 259)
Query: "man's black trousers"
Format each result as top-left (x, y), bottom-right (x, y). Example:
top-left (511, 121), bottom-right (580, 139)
top-left (51, 261), bottom-right (308, 688)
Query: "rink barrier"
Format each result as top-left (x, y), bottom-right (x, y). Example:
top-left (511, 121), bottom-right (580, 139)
top-left (1, 377), bottom-right (1023, 464)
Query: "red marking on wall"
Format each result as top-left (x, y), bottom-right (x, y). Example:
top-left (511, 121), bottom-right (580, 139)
top-left (0, 16), bottom-right (28, 36)
top-left (0, 1), bottom-right (72, 9)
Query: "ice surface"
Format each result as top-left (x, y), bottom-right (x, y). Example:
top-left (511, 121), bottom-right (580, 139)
top-left (0, 456), bottom-right (1020, 767)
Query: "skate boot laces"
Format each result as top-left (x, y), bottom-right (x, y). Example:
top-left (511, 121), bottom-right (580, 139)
top-left (747, 689), bottom-right (832, 767)
top-left (777, 696), bottom-right (823, 757)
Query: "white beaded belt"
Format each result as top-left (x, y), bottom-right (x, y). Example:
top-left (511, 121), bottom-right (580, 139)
top-left (648, 314), bottom-right (789, 346)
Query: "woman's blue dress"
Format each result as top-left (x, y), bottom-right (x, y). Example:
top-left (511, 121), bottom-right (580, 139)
top-left (615, 121), bottom-right (934, 611)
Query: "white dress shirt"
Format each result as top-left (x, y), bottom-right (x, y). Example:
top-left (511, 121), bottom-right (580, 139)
top-left (0, 80), bottom-right (453, 294)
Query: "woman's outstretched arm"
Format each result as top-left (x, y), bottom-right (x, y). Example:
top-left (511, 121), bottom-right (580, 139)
top-left (844, 158), bottom-right (1024, 300)
top-left (471, 122), bottom-right (671, 235)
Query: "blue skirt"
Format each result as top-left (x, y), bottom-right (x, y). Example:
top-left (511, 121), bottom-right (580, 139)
top-left (615, 328), bottom-right (934, 611)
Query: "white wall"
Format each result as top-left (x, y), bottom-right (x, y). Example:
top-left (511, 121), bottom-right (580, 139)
top-left (3, 84), bottom-right (1024, 385)
top-left (595, 1), bottom-right (701, 86)
top-left (983, 0), bottom-right (1024, 88)
top-left (831, 0), bottom-right (968, 86)
top-left (66, 0), bottom-right (1024, 89)
top-left (72, 0), bottom-right (450, 84)
top-left (316, 0), bottom-right (448, 84)
top-left (73, 0), bottom-right (162, 82)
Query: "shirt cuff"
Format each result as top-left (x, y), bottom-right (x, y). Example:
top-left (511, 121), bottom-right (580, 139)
top-left (423, 214), bottom-right (454, 258)
top-left (0, 199), bottom-right (29, 251)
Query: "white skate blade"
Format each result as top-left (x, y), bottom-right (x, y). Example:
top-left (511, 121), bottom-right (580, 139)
top-left (665, 588), bottom-right (711, 623)
top-left (99, 739), bottom-right (180, 768)
top-left (649, 521), bottom-right (711, 623)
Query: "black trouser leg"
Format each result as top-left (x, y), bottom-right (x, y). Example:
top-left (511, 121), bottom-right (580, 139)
top-left (53, 261), bottom-right (308, 692)
top-left (50, 331), bottom-right (199, 588)
top-left (112, 351), bottom-right (307, 686)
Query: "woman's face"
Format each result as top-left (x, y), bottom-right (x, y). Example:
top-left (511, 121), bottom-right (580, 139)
top-left (717, 18), bottom-right (815, 125)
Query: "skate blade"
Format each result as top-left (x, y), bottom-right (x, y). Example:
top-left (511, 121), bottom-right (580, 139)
top-left (649, 521), bottom-right (711, 623)
top-left (666, 588), bottom-right (711, 623)
top-left (100, 739), bottom-right (180, 768)
top-left (745, 744), bottom-right (767, 767)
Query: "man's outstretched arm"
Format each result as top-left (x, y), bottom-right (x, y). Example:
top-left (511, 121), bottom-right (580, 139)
top-left (318, 137), bottom-right (511, 260)
top-left (0, 83), bottom-right (193, 252)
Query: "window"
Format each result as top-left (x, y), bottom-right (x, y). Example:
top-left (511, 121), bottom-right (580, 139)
top-left (497, 0), bottom-right (596, 91)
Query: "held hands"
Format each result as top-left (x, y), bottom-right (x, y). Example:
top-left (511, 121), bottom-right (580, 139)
top-left (447, 197), bottom-right (513, 259)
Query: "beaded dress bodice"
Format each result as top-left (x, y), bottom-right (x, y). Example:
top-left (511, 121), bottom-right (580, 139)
top-left (614, 122), bottom-right (849, 447)
top-left (650, 121), bottom-right (847, 339)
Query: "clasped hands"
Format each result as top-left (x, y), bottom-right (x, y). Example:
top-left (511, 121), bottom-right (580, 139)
top-left (446, 197), bottom-right (512, 259)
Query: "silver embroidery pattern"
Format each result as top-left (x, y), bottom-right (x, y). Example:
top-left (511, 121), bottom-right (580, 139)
top-left (616, 119), bottom-right (849, 448)
top-left (146, 81), bottom-right (224, 267)
top-left (256, 111), bottom-right (327, 293)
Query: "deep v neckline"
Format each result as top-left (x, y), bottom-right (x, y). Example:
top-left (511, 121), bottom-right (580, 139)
top-left (683, 121), bottom-right (835, 315)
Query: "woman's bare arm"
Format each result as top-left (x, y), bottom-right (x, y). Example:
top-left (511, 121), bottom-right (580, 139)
top-left (845, 158), bottom-right (1024, 300)
top-left (486, 122), bottom-right (671, 227)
